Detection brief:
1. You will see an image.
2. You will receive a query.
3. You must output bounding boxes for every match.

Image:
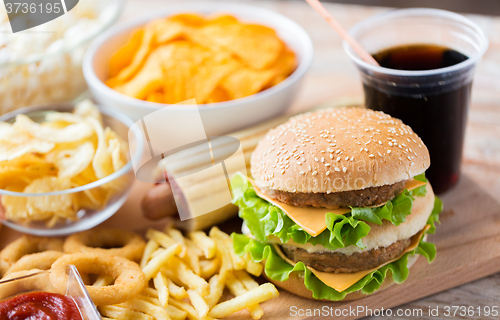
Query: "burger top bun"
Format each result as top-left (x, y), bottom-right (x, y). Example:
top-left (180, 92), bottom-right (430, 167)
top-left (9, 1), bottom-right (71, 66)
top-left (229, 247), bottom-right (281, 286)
top-left (251, 108), bottom-right (430, 194)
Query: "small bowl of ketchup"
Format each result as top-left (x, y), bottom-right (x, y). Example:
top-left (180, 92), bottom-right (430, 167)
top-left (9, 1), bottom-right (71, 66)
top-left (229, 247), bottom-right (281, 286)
top-left (0, 266), bottom-right (100, 320)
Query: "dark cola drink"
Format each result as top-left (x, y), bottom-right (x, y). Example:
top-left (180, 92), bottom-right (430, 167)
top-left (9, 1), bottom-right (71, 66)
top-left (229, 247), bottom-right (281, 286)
top-left (364, 44), bottom-right (469, 194)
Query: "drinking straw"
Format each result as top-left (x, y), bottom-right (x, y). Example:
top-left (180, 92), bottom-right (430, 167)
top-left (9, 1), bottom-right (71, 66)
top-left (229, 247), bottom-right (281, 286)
top-left (305, 0), bottom-right (380, 66)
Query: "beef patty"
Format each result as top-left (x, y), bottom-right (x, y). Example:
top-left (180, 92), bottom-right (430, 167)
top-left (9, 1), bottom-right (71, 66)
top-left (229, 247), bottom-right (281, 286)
top-left (280, 238), bottom-right (411, 273)
top-left (262, 180), bottom-right (406, 209)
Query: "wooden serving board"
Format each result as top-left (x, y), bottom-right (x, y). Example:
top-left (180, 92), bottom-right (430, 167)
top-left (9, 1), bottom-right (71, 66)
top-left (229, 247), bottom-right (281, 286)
top-left (1, 174), bottom-right (500, 320)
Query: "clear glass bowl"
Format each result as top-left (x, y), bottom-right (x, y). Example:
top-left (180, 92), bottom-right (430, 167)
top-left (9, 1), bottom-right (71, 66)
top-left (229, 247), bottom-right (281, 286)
top-left (0, 103), bottom-right (143, 236)
top-left (0, 0), bottom-right (125, 115)
top-left (0, 266), bottom-right (101, 320)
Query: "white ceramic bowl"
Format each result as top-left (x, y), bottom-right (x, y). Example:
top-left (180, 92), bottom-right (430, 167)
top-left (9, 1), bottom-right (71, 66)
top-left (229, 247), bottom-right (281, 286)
top-left (83, 2), bottom-right (313, 136)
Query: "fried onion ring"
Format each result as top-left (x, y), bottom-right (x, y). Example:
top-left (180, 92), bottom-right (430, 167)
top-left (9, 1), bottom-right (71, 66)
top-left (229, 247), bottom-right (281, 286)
top-left (51, 252), bottom-right (146, 306)
top-left (4, 251), bottom-right (64, 276)
top-left (63, 229), bottom-right (145, 262)
top-left (0, 236), bottom-right (64, 277)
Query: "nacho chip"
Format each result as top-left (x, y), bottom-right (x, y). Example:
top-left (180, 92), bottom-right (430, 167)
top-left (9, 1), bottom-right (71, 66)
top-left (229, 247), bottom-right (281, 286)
top-left (160, 42), bottom-right (240, 104)
top-left (221, 67), bottom-right (276, 99)
top-left (169, 13), bottom-right (206, 27)
top-left (146, 91), bottom-right (165, 103)
top-left (113, 20), bottom-right (158, 82)
top-left (109, 29), bottom-right (144, 78)
top-left (206, 86), bottom-right (230, 104)
top-left (198, 23), bottom-right (283, 69)
top-left (114, 48), bottom-right (164, 99)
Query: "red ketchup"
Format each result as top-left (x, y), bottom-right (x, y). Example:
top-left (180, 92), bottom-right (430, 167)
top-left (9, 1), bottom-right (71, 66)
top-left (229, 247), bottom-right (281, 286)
top-left (0, 292), bottom-right (83, 320)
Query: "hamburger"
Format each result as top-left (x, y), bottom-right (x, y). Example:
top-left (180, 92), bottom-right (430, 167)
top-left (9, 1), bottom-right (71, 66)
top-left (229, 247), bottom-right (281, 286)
top-left (230, 108), bottom-right (442, 301)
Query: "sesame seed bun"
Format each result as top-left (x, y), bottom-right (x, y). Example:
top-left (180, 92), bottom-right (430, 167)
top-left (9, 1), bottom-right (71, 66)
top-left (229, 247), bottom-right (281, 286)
top-left (251, 108), bottom-right (430, 193)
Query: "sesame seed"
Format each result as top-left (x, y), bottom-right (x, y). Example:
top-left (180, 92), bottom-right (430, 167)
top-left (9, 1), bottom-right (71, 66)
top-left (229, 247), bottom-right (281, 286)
top-left (312, 171), bottom-right (318, 176)
top-left (387, 150), bottom-right (391, 154)
top-left (315, 157), bottom-right (319, 162)
top-left (343, 167), bottom-right (347, 173)
top-left (281, 170), bottom-right (285, 174)
top-left (326, 171), bottom-right (330, 176)
top-left (325, 163), bottom-right (331, 167)
top-left (334, 167), bottom-right (341, 172)
top-left (308, 166), bottom-right (312, 171)
top-left (299, 171), bottom-right (305, 175)
top-left (297, 161), bottom-right (302, 165)
top-left (329, 154), bottom-right (334, 159)
top-left (369, 154), bottom-right (374, 158)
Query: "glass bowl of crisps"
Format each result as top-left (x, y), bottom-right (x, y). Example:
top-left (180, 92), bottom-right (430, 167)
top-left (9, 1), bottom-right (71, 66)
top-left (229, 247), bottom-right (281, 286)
top-left (0, 101), bottom-right (143, 236)
top-left (83, 2), bottom-right (313, 136)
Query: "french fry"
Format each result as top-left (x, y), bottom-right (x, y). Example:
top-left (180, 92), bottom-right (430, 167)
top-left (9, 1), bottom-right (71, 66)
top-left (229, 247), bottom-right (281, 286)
top-left (187, 289), bottom-right (209, 318)
top-left (234, 269), bottom-right (260, 290)
top-left (183, 246), bottom-right (201, 275)
top-left (141, 239), bottom-right (160, 268)
top-left (210, 227), bottom-right (245, 269)
top-left (141, 287), bottom-right (159, 299)
top-left (166, 227), bottom-right (187, 256)
top-left (209, 283), bottom-right (279, 319)
top-left (166, 256), bottom-right (209, 296)
top-left (146, 229), bottom-right (185, 258)
top-left (199, 258), bottom-right (219, 280)
top-left (204, 274), bottom-right (225, 309)
top-left (99, 305), bottom-right (153, 320)
top-left (209, 228), bottom-right (233, 277)
top-left (243, 253), bottom-right (264, 277)
top-left (167, 278), bottom-right (188, 300)
top-left (169, 299), bottom-right (200, 320)
top-left (225, 237), bottom-right (246, 270)
top-left (117, 296), bottom-right (171, 320)
top-left (226, 274), bottom-right (263, 319)
top-left (93, 275), bottom-right (114, 287)
top-left (143, 243), bottom-right (183, 279)
top-left (188, 231), bottom-right (216, 259)
top-left (185, 238), bottom-right (204, 257)
top-left (153, 272), bottom-right (169, 306)
top-left (166, 305), bottom-right (188, 320)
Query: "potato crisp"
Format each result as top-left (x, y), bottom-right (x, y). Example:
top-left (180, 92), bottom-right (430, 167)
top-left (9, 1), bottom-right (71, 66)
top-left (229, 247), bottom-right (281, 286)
top-left (106, 13), bottom-right (297, 104)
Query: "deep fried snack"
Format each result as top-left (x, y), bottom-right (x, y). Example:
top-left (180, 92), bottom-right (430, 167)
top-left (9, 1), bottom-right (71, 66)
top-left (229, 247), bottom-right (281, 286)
top-left (51, 252), bottom-right (147, 306)
top-left (63, 229), bottom-right (146, 262)
top-left (4, 251), bottom-right (64, 276)
top-left (0, 236), bottom-right (64, 276)
top-left (2, 269), bottom-right (44, 280)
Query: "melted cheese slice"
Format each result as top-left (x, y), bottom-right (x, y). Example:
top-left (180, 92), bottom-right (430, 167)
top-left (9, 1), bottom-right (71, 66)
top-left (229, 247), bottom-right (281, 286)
top-left (273, 225), bottom-right (430, 293)
top-left (250, 178), bottom-right (426, 237)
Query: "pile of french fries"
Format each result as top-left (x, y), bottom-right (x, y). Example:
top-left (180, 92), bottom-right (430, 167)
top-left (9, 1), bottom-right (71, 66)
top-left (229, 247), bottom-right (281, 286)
top-left (99, 227), bottom-right (278, 320)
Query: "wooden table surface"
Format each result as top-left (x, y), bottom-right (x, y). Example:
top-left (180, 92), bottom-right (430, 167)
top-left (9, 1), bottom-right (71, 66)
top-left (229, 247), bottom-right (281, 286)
top-left (124, 1), bottom-right (500, 319)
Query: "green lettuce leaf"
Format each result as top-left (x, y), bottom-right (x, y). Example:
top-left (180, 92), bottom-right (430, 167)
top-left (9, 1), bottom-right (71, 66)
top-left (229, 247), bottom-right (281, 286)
top-left (231, 195), bottom-right (441, 301)
top-left (231, 173), bottom-right (429, 250)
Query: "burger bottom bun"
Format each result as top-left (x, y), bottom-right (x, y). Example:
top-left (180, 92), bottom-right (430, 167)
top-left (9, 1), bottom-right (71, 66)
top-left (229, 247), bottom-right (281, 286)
top-left (265, 253), bottom-right (420, 302)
